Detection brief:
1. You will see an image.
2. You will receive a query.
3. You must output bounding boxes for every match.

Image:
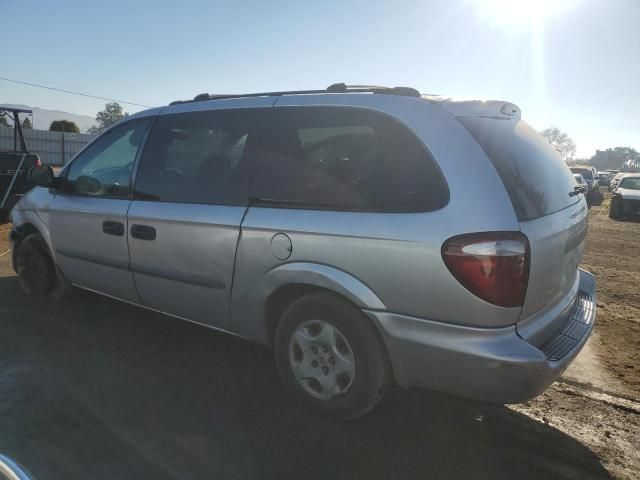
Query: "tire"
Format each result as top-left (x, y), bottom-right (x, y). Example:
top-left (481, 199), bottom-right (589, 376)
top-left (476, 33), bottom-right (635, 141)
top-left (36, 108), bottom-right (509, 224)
top-left (609, 198), bottom-right (622, 219)
top-left (0, 208), bottom-right (10, 225)
top-left (274, 293), bottom-right (392, 420)
top-left (15, 233), bottom-right (71, 300)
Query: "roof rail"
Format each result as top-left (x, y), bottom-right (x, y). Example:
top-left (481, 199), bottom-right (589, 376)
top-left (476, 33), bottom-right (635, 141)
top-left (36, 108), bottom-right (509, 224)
top-left (169, 83), bottom-right (421, 105)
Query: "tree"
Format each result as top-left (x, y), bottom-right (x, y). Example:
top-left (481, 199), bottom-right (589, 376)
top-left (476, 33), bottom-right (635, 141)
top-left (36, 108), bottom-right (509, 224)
top-left (0, 111), bottom-right (9, 127)
top-left (49, 119), bottom-right (80, 133)
top-left (21, 117), bottom-right (32, 129)
top-left (589, 147), bottom-right (639, 171)
top-left (87, 101), bottom-right (128, 134)
top-left (540, 126), bottom-right (576, 160)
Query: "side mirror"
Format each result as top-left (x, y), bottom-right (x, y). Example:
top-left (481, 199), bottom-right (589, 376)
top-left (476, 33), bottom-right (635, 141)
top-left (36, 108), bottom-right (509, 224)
top-left (27, 165), bottom-right (55, 188)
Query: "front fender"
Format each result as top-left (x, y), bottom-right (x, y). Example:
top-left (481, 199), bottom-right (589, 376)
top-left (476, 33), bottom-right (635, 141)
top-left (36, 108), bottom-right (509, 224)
top-left (229, 262), bottom-right (385, 344)
top-left (10, 189), bottom-right (55, 256)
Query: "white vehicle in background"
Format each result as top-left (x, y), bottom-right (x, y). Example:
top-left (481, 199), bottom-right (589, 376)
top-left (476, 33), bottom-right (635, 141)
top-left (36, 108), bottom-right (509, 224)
top-left (609, 172), bottom-right (628, 192)
top-left (573, 174), bottom-right (589, 208)
top-left (610, 175), bottom-right (640, 219)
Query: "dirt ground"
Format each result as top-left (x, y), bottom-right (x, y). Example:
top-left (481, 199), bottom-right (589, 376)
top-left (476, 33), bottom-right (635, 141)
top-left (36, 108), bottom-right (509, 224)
top-left (510, 193), bottom-right (640, 479)
top-left (0, 193), bottom-right (638, 479)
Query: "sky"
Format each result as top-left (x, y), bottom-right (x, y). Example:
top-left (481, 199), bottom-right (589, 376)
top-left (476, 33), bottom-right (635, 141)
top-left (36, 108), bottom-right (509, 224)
top-left (1, 0), bottom-right (638, 158)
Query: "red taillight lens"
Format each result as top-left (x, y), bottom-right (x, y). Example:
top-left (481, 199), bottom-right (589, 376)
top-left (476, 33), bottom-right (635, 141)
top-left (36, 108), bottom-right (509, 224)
top-left (442, 232), bottom-right (530, 308)
top-left (34, 158), bottom-right (42, 167)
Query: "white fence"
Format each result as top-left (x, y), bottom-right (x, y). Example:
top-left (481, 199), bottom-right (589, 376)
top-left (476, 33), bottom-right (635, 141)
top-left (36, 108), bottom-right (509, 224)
top-left (0, 126), bottom-right (97, 165)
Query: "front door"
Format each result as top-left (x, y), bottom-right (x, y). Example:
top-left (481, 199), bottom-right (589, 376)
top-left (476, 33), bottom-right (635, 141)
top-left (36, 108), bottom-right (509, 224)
top-left (127, 107), bottom-right (256, 328)
top-left (49, 118), bottom-right (150, 302)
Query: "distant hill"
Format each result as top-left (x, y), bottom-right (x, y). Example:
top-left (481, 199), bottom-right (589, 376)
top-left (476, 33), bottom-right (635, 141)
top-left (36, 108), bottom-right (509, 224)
top-left (0, 103), bottom-right (96, 132)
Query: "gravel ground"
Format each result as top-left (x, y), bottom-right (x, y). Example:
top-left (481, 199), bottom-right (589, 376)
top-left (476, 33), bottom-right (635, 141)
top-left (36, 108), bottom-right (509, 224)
top-left (0, 194), bottom-right (638, 479)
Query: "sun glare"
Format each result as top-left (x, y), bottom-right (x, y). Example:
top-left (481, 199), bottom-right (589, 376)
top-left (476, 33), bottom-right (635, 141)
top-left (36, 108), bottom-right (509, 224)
top-left (477, 0), bottom-right (579, 26)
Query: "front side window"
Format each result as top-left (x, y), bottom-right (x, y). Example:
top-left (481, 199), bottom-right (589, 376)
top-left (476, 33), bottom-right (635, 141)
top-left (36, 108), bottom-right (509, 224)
top-left (66, 119), bottom-right (149, 197)
top-left (251, 107), bottom-right (448, 212)
top-left (134, 109), bottom-right (255, 205)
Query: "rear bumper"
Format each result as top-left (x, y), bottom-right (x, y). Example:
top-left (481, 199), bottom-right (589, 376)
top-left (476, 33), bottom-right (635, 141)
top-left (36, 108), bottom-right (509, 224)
top-left (366, 269), bottom-right (596, 404)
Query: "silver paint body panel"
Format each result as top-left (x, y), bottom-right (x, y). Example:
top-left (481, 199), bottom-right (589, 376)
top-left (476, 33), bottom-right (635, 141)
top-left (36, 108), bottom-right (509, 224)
top-left (10, 92), bottom-right (595, 403)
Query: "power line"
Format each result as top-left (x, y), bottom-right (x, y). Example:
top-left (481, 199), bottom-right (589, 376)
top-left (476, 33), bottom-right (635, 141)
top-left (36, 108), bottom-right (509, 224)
top-left (0, 76), bottom-right (153, 108)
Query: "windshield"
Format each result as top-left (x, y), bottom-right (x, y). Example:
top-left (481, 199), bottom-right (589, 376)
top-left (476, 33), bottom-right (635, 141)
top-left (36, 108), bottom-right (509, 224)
top-left (619, 177), bottom-right (640, 190)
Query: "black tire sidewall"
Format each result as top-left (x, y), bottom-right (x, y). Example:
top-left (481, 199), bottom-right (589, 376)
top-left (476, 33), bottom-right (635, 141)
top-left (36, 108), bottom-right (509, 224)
top-left (16, 233), bottom-right (56, 297)
top-left (274, 293), bottom-right (390, 420)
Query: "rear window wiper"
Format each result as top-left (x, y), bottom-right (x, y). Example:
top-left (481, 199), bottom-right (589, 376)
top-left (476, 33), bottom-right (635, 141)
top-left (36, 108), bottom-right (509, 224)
top-left (569, 186), bottom-right (587, 197)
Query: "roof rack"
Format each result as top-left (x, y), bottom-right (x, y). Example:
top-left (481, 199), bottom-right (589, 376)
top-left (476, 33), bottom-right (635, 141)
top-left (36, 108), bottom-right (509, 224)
top-left (169, 83), bottom-right (421, 105)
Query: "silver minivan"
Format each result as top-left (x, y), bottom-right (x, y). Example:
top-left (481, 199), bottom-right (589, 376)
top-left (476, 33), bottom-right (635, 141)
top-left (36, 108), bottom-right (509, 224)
top-left (11, 84), bottom-right (596, 419)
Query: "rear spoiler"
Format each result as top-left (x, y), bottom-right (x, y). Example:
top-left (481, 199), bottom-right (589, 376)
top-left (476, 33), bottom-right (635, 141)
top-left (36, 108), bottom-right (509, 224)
top-left (422, 96), bottom-right (521, 120)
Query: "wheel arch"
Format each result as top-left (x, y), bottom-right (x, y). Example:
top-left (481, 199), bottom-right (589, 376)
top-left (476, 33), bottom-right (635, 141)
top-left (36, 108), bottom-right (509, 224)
top-left (10, 222), bottom-right (46, 271)
top-left (231, 262), bottom-right (386, 345)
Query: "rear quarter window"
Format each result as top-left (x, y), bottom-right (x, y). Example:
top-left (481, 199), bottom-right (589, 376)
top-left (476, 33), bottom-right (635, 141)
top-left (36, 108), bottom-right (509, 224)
top-left (251, 107), bottom-right (449, 212)
top-left (458, 117), bottom-right (581, 221)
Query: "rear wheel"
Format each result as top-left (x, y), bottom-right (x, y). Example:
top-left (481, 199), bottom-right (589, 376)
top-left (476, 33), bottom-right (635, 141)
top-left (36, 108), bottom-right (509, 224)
top-left (15, 233), bottom-right (70, 299)
top-left (274, 293), bottom-right (391, 420)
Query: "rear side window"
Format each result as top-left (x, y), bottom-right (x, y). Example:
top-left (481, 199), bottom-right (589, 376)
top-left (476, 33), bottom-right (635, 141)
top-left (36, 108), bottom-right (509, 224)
top-left (250, 107), bottom-right (448, 212)
top-left (458, 117), bottom-right (580, 221)
top-left (134, 109), bottom-right (256, 205)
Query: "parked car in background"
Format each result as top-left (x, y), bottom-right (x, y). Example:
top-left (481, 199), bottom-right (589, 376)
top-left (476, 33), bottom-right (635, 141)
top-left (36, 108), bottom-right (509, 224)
top-left (597, 171), bottom-right (612, 187)
top-left (606, 169), bottom-right (620, 175)
top-left (609, 172), bottom-right (628, 192)
top-left (570, 166), bottom-right (600, 203)
top-left (573, 173), bottom-right (590, 209)
top-left (0, 107), bottom-right (41, 223)
top-left (610, 175), bottom-right (640, 218)
top-left (10, 85), bottom-right (596, 419)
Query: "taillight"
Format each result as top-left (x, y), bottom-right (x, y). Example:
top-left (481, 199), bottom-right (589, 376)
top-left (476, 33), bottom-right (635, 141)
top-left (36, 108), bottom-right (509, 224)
top-left (34, 158), bottom-right (42, 167)
top-left (441, 232), bottom-right (530, 308)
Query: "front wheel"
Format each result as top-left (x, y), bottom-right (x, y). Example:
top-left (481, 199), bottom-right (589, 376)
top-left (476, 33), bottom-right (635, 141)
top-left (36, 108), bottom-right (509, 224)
top-left (15, 232), bottom-right (71, 299)
top-left (274, 293), bottom-right (392, 420)
top-left (0, 207), bottom-right (13, 224)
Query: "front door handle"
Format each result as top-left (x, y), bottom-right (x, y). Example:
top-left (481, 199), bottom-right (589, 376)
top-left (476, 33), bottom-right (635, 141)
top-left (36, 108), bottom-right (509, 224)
top-left (102, 220), bottom-right (124, 236)
top-left (130, 224), bottom-right (156, 241)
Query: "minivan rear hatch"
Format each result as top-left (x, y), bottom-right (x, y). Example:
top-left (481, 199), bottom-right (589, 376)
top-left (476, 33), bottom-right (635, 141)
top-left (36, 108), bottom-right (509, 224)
top-left (457, 115), bottom-right (588, 327)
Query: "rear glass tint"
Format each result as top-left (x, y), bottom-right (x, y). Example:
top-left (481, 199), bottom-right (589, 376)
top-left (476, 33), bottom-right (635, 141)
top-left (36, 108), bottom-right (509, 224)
top-left (458, 117), bottom-right (581, 221)
top-left (251, 107), bottom-right (449, 212)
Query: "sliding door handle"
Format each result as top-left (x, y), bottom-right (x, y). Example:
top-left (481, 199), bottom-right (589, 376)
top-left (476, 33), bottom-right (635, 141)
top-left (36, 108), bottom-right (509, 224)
top-left (130, 224), bottom-right (156, 241)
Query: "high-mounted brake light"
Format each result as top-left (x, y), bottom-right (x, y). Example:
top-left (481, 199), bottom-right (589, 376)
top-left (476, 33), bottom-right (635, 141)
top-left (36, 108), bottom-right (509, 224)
top-left (442, 232), bottom-right (530, 308)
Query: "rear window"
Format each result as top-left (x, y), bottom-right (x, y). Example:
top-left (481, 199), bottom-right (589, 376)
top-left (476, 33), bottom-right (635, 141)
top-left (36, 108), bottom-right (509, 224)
top-left (619, 177), bottom-right (640, 190)
top-left (251, 107), bottom-right (449, 212)
top-left (458, 117), bottom-right (581, 221)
